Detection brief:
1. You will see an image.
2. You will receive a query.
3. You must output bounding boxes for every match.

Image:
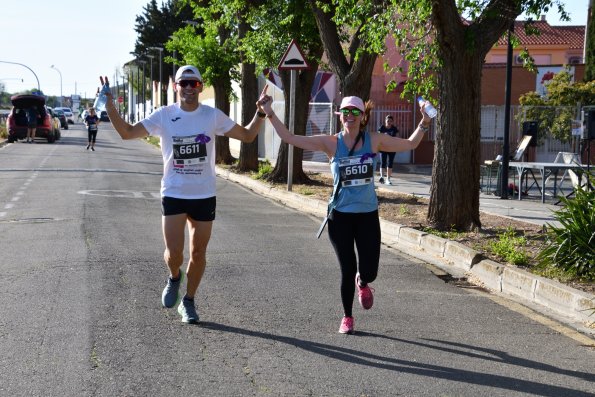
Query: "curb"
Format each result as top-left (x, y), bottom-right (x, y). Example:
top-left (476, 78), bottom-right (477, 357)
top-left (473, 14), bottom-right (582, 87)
top-left (216, 166), bottom-right (594, 335)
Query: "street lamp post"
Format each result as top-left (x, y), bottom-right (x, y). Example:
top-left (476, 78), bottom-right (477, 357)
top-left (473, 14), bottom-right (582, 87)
top-left (169, 35), bottom-right (177, 103)
top-left (500, 23), bottom-right (514, 200)
top-left (148, 47), bottom-right (163, 106)
top-left (0, 60), bottom-right (41, 92)
top-left (138, 59), bottom-right (146, 119)
top-left (147, 54), bottom-right (154, 111)
top-left (50, 65), bottom-right (63, 106)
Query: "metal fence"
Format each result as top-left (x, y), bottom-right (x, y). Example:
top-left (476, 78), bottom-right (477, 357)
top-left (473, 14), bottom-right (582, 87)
top-left (479, 105), bottom-right (583, 163)
top-left (257, 82), bottom-right (586, 165)
top-left (262, 100), bottom-right (424, 164)
top-left (303, 103), bottom-right (334, 162)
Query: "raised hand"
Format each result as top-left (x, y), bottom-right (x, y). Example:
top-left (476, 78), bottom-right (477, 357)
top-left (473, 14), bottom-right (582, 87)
top-left (99, 76), bottom-right (112, 100)
top-left (256, 85), bottom-right (273, 114)
top-left (419, 101), bottom-right (432, 125)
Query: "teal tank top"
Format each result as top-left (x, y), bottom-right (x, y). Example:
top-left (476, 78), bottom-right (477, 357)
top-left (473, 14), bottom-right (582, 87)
top-left (329, 131), bottom-right (378, 213)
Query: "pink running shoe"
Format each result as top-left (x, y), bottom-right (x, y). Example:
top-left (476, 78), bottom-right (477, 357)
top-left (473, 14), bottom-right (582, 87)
top-left (356, 273), bottom-right (374, 310)
top-left (339, 316), bottom-right (354, 334)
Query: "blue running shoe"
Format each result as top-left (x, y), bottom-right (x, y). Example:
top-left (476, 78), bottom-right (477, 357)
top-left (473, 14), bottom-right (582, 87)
top-left (161, 272), bottom-right (184, 308)
top-left (178, 298), bottom-right (199, 324)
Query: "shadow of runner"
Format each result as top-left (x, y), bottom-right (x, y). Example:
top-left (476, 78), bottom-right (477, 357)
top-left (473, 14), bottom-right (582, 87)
top-left (200, 322), bottom-right (593, 396)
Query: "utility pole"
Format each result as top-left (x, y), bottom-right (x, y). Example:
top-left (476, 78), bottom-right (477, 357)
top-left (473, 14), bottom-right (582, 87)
top-left (148, 47), bottom-right (164, 106)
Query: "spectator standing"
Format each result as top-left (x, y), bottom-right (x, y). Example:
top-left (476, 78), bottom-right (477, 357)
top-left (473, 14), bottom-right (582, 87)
top-left (25, 107), bottom-right (38, 143)
top-left (377, 115), bottom-right (399, 185)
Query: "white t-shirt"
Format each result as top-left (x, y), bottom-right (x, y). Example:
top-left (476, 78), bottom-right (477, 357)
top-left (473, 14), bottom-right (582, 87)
top-left (141, 103), bottom-right (236, 199)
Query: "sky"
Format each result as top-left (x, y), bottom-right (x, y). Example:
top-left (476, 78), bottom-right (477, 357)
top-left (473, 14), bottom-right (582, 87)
top-left (0, 0), bottom-right (148, 99)
top-left (0, 0), bottom-right (589, 100)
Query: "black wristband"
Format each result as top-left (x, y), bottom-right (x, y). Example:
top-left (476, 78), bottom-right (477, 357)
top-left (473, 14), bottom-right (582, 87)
top-left (257, 111), bottom-right (266, 119)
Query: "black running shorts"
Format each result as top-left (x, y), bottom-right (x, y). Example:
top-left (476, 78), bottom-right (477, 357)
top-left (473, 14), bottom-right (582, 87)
top-left (161, 196), bottom-right (216, 221)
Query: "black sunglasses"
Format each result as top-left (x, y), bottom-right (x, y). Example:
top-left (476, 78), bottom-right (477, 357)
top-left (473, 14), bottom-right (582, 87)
top-left (178, 80), bottom-right (202, 88)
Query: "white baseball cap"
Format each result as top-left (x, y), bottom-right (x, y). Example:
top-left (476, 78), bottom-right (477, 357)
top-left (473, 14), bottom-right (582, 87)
top-left (175, 65), bottom-right (203, 83)
top-left (339, 96), bottom-right (365, 111)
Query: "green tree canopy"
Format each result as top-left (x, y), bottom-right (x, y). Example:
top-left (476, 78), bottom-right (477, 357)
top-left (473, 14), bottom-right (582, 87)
top-left (519, 68), bottom-right (595, 142)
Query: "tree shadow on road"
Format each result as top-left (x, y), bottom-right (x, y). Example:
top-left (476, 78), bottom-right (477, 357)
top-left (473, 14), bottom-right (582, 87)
top-left (200, 322), bottom-right (593, 397)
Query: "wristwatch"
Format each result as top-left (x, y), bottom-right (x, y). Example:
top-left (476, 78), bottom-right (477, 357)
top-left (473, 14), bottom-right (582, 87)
top-left (257, 111), bottom-right (267, 119)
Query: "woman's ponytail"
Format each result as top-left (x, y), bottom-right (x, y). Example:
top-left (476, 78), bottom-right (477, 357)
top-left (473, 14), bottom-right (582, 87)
top-left (360, 100), bottom-right (374, 129)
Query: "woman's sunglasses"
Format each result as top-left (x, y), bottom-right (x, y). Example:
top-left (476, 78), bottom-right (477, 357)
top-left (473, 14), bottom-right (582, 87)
top-left (340, 108), bottom-right (362, 116)
top-left (178, 80), bottom-right (202, 88)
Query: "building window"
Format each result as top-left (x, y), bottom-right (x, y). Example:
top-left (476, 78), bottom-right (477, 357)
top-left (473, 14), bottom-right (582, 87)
top-left (569, 56), bottom-right (582, 64)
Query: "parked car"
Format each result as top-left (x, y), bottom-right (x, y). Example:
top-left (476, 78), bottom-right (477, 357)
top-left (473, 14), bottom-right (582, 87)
top-left (55, 106), bottom-right (75, 124)
top-left (52, 108), bottom-right (69, 129)
top-left (6, 94), bottom-right (59, 143)
top-left (45, 107), bottom-right (62, 140)
top-left (99, 110), bottom-right (109, 122)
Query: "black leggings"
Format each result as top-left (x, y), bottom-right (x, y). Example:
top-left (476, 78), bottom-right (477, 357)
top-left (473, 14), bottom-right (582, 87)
top-left (88, 129), bottom-right (98, 143)
top-left (380, 151), bottom-right (396, 168)
top-left (327, 210), bottom-right (380, 317)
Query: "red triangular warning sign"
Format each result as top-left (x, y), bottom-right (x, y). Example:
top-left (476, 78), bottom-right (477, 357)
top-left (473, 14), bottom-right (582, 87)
top-left (278, 39), bottom-right (311, 70)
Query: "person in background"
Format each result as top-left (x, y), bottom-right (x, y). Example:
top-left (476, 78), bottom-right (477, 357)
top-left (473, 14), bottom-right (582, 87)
top-left (25, 106), bottom-right (38, 143)
top-left (84, 107), bottom-right (100, 151)
top-left (102, 65), bottom-right (268, 324)
top-left (259, 93), bottom-right (431, 335)
top-left (377, 115), bottom-right (399, 185)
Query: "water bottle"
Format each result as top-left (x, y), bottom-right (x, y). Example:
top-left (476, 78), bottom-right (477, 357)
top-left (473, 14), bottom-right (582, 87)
top-left (93, 76), bottom-right (110, 112)
top-left (418, 96), bottom-right (437, 118)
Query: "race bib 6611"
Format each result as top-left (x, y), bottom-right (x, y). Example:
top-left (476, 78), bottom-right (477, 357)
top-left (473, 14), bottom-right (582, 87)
top-left (172, 134), bottom-right (208, 167)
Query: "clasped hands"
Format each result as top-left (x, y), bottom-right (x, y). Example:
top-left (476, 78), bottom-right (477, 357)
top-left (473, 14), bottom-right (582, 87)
top-left (256, 85), bottom-right (273, 117)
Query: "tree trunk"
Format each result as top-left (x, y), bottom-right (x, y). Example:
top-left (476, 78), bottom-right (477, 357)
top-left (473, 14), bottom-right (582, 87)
top-left (427, 52), bottom-right (482, 231)
top-left (213, 81), bottom-right (235, 165)
top-left (237, 61), bottom-right (259, 171)
top-left (427, 0), bottom-right (519, 231)
top-left (237, 14), bottom-right (259, 172)
top-left (585, 0), bottom-right (595, 82)
top-left (309, 0), bottom-right (377, 100)
top-left (267, 67), bottom-right (319, 183)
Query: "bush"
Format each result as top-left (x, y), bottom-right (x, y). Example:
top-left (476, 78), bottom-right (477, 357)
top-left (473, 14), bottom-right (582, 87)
top-left (254, 160), bottom-right (273, 180)
top-left (0, 124), bottom-right (7, 139)
top-left (489, 227), bottom-right (530, 266)
top-left (537, 172), bottom-right (595, 280)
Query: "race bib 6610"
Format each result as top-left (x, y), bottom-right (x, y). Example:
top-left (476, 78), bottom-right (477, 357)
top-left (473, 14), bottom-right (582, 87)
top-left (339, 155), bottom-right (373, 187)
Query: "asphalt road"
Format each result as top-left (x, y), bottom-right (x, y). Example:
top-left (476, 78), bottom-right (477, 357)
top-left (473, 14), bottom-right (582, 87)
top-left (0, 123), bottom-right (593, 396)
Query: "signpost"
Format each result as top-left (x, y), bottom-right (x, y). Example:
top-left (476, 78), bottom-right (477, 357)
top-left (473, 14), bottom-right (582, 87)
top-left (278, 39), bottom-right (310, 191)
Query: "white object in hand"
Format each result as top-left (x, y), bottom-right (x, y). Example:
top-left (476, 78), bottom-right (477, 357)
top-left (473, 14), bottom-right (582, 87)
top-left (93, 76), bottom-right (110, 112)
top-left (418, 96), bottom-right (437, 118)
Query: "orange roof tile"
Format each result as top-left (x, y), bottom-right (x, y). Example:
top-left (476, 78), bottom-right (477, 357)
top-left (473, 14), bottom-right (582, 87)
top-left (496, 20), bottom-right (585, 49)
